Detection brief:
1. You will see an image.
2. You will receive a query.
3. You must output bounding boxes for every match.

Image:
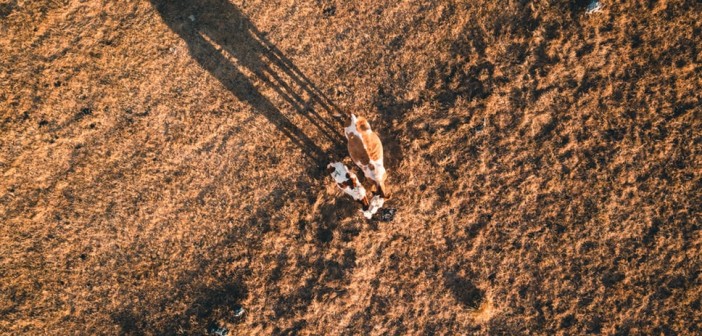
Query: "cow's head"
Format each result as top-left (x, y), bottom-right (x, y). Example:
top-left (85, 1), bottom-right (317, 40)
top-left (356, 116), bottom-right (371, 133)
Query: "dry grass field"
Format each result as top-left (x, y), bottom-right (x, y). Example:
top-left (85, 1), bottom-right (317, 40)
top-left (1, 0), bottom-right (700, 334)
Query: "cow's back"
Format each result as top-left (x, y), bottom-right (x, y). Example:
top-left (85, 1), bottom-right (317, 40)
top-left (362, 131), bottom-right (383, 163)
top-left (347, 134), bottom-right (370, 166)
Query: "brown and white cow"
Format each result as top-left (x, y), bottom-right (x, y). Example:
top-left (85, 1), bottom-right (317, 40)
top-left (327, 162), bottom-right (383, 219)
top-left (344, 114), bottom-right (389, 199)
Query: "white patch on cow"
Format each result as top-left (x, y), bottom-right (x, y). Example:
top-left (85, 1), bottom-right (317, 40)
top-left (366, 159), bottom-right (386, 184)
top-left (344, 114), bottom-right (367, 144)
top-left (328, 162), bottom-right (366, 201)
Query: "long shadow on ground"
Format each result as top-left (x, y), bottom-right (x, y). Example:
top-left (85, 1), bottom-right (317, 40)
top-left (108, 1), bottom-right (357, 334)
top-left (151, 0), bottom-right (346, 169)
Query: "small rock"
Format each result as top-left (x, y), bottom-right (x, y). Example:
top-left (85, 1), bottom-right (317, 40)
top-left (188, 15), bottom-right (196, 21)
top-left (208, 326), bottom-right (228, 336)
top-left (586, 1), bottom-right (602, 14)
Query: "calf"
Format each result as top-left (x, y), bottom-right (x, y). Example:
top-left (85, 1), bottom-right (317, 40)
top-left (344, 114), bottom-right (389, 198)
top-left (327, 162), bottom-right (383, 219)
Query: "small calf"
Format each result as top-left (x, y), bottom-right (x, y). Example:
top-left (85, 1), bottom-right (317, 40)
top-left (327, 162), bottom-right (383, 219)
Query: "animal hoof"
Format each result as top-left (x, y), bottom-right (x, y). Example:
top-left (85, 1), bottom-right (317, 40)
top-left (370, 195), bottom-right (385, 212)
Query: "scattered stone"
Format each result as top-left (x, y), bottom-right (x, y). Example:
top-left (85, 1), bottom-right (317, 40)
top-left (586, 0), bottom-right (602, 14)
top-left (208, 325), bottom-right (228, 336)
top-left (188, 15), bottom-right (195, 22)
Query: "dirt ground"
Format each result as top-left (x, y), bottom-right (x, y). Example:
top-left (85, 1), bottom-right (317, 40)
top-left (1, 0), bottom-right (700, 334)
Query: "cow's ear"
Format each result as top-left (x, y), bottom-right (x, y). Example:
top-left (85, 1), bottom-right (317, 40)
top-left (346, 173), bottom-right (356, 188)
top-left (327, 166), bottom-right (336, 174)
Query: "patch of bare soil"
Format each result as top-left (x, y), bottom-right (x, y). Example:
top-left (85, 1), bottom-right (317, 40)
top-left (1, 0), bottom-right (700, 334)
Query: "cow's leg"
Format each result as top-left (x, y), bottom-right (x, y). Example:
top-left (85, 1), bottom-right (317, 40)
top-left (367, 182), bottom-right (377, 194)
top-left (357, 194), bottom-right (370, 211)
top-left (376, 181), bottom-right (389, 199)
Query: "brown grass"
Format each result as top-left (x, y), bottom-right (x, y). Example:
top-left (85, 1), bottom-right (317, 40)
top-left (1, 0), bottom-right (701, 334)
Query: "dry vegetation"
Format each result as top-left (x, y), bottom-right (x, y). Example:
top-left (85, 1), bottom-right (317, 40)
top-left (1, 0), bottom-right (701, 334)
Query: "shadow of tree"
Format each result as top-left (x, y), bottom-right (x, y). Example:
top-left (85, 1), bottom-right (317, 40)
top-left (112, 278), bottom-right (248, 335)
top-left (108, 165), bottom-right (358, 334)
top-left (108, 2), bottom-right (373, 334)
top-left (150, 0), bottom-right (347, 169)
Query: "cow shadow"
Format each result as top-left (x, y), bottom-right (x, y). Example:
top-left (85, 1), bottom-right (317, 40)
top-left (151, 0), bottom-right (347, 172)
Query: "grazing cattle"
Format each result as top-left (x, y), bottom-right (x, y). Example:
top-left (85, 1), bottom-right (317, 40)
top-left (327, 162), bottom-right (383, 219)
top-left (344, 114), bottom-right (389, 199)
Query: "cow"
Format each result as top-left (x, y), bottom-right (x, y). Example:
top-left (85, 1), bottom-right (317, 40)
top-left (327, 162), bottom-right (383, 219)
top-left (344, 114), bottom-right (389, 199)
